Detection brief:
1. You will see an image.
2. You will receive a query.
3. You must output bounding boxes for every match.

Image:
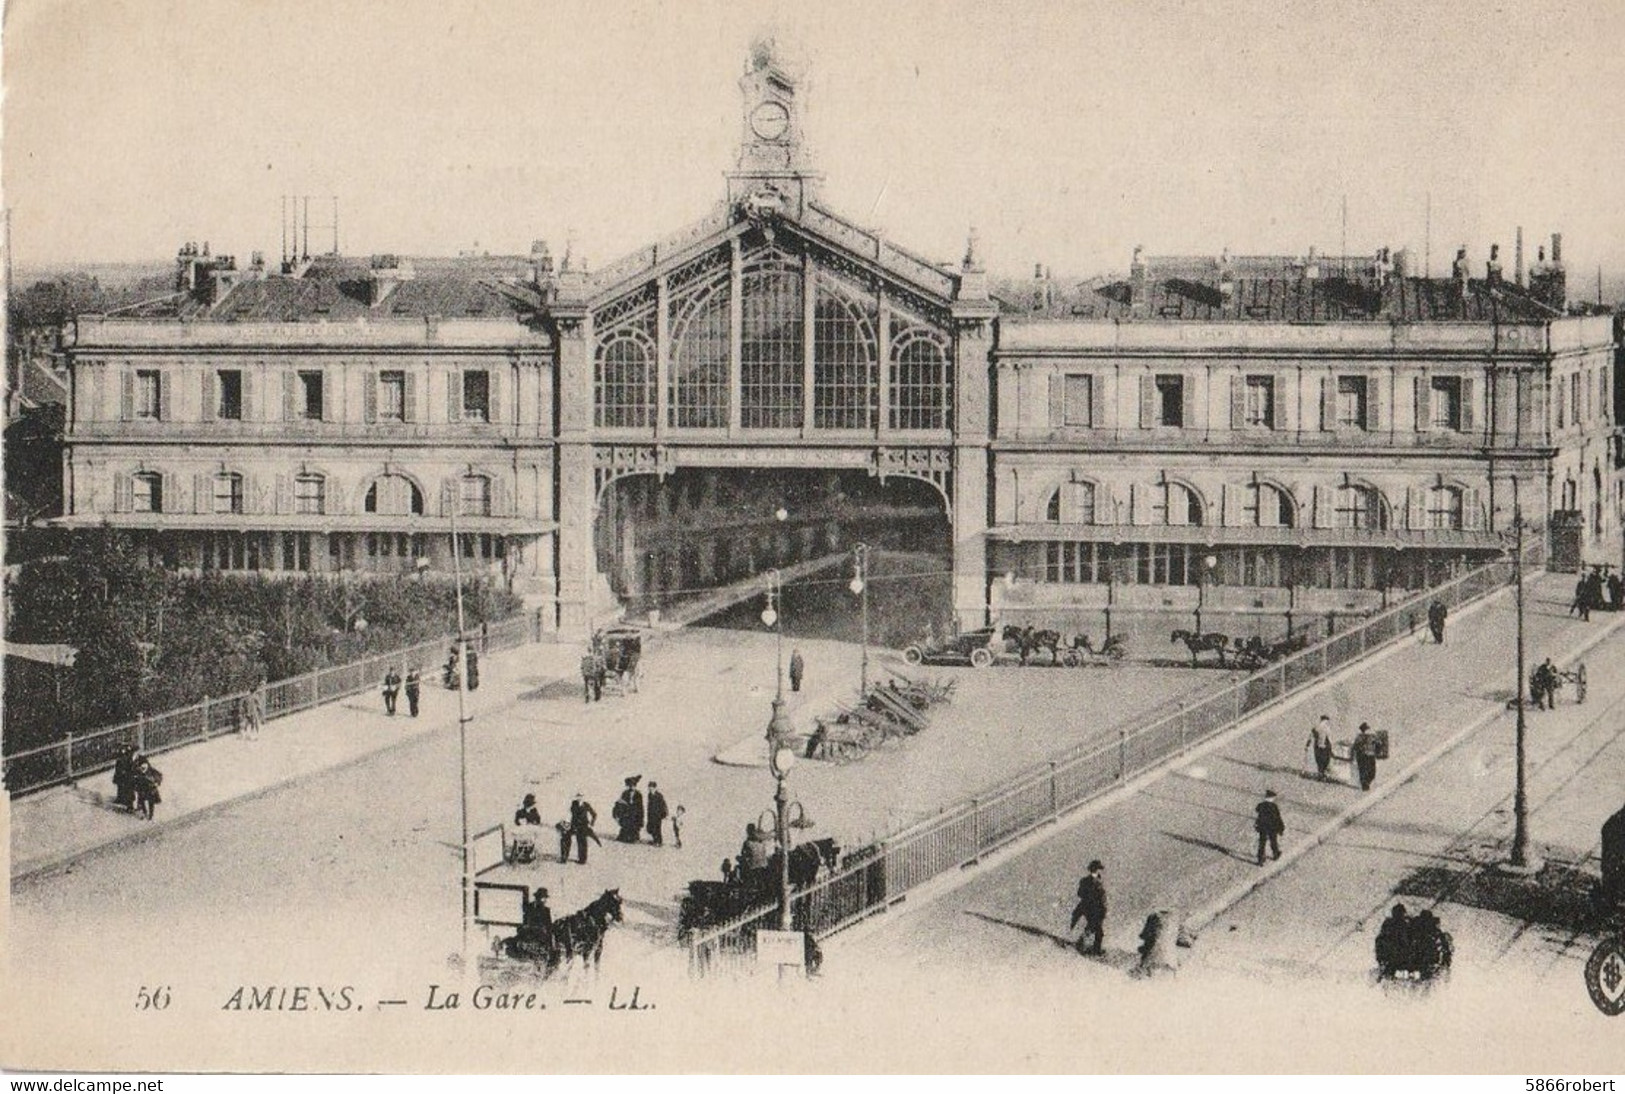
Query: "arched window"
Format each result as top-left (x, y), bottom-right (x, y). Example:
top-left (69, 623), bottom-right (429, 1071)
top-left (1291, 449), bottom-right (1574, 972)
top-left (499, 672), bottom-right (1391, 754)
top-left (1427, 485), bottom-right (1464, 530)
top-left (890, 331), bottom-right (951, 431)
top-left (132, 472), bottom-right (163, 513)
top-left (1043, 482), bottom-right (1096, 524)
top-left (595, 332), bottom-right (656, 428)
top-left (364, 474), bottom-right (424, 516)
top-left (669, 271), bottom-right (730, 429)
top-left (739, 261), bottom-right (804, 429)
top-left (1335, 484), bottom-right (1386, 530)
top-left (461, 475), bottom-right (492, 517)
top-left (1045, 489), bottom-right (1062, 522)
top-left (1247, 482), bottom-right (1294, 528)
top-left (213, 473), bottom-right (244, 515)
top-left (293, 474), bottom-right (326, 515)
top-left (1161, 482), bottom-right (1203, 526)
top-left (812, 283), bottom-right (878, 430)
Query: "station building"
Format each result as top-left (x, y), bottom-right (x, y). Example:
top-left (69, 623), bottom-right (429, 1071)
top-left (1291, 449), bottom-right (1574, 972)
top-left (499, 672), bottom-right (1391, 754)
top-left (57, 44), bottom-right (1623, 637)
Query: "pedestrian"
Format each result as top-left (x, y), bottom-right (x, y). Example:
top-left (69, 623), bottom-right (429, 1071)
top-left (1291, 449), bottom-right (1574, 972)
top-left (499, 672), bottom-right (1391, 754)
top-left (516, 887), bottom-right (553, 953)
top-left (381, 668), bottom-right (401, 715)
top-left (580, 647), bottom-right (602, 704)
top-left (1136, 908), bottom-right (1192, 976)
top-left (1254, 789), bottom-right (1285, 865)
top-left (671, 804), bottom-right (686, 849)
top-left (247, 681), bottom-right (265, 740)
top-left (465, 647), bottom-right (480, 690)
top-left (645, 781), bottom-right (669, 846)
top-left (132, 753), bottom-right (163, 821)
top-left (1306, 714), bottom-right (1335, 780)
top-left (738, 823), bottom-right (773, 875)
top-left (514, 793), bottom-right (541, 827)
top-left (112, 746), bottom-right (138, 810)
top-left (404, 667), bottom-right (421, 717)
top-left (1531, 657), bottom-right (1560, 709)
top-left (1070, 859), bottom-right (1107, 956)
top-left (1427, 599), bottom-right (1448, 644)
top-left (613, 775), bottom-right (645, 843)
top-left (1574, 574), bottom-right (1592, 621)
top-left (1375, 903), bottom-right (1411, 978)
top-left (789, 648), bottom-right (805, 693)
top-left (1352, 722), bottom-right (1379, 791)
top-left (561, 792), bottom-right (600, 865)
top-left (1609, 572), bottom-right (1625, 613)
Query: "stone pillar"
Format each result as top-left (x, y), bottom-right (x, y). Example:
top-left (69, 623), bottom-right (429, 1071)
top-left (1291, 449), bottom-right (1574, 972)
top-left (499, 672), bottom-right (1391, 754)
top-left (950, 296), bottom-right (997, 631)
top-left (553, 294), bottom-right (597, 635)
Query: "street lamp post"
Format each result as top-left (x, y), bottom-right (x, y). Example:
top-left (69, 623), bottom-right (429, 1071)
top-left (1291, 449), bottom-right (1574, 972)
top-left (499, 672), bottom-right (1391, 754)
top-left (450, 508), bottom-right (473, 960)
top-left (762, 568), bottom-right (785, 699)
top-left (1194, 553), bottom-right (1218, 635)
top-left (849, 544), bottom-right (870, 696)
top-left (761, 569), bottom-right (795, 933)
top-left (1508, 478), bottom-right (1533, 870)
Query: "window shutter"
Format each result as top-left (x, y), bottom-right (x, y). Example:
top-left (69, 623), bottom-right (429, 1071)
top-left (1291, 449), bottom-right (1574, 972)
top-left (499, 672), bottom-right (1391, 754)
top-left (1320, 376), bottom-right (1332, 431)
top-left (1049, 374), bottom-right (1064, 428)
top-left (120, 370), bottom-right (134, 421)
top-left (327, 479), bottom-right (345, 515)
top-left (1311, 484), bottom-right (1326, 528)
top-left (1139, 375), bottom-right (1154, 429)
top-left (114, 472), bottom-right (132, 513)
top-left (283, 372), bottom-right (297, 421)
top-left (243, 474), bottom-right (260, 515)
top-left (276, 474), bottom-right (291, 515)
top-left (242, 371), bottom-right (255, 422)
top-left (404, 371), bottom-right (418, 422)
top-left (1089, 375), bottom-right (1103, 428)
top-left (159, 372), bottom-right (173, 421)
top-left (489, 370), bottom-right (502, 425)
top-left (201, 371), bottom-right (217, 421)
top-left (1415, 376), bottom-right (1431, 431)
top-left (1230, 375), bottom-right (1245, 430)
top-left (1272, 375), bottom-right (1288, 431)
top-left (448, 369), bottom-right (462, 423)
top-left (440, 478), bottom-right (456, 517)
top-left (1465, 488), bottom-right (1482, 529)
top-left (195, 473), bottom-right (210, 514)
top-left (321, 370), bottom-right (334, 422)
top-left (364, 372), bottom-right (378, 423)
top-left (1461, 378), bottom-right (1475, 432)
top-left (1408, 486), bottom-right (1426, 532)
top-left (1181, 377), bottom-right (1195, 429)
top-left (493, 476), bottom-right (511, 517)
top-left (1366, 372), bottom-right (1382, 431)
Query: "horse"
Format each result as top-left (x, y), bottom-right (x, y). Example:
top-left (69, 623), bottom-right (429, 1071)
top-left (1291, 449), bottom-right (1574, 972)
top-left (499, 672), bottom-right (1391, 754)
top-left (1170, 629), bottom-right (1229, 667)
top-left (500, 888), bottom-right (623, 977)
top-left (1002, 624), bottom-right (1062, 665)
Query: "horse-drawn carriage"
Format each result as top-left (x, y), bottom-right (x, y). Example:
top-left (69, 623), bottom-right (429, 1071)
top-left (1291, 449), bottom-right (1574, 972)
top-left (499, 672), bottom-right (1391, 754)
top-left (1228, 631), bottom-right (1312, 672)
top-left (679, 839), bottom-right (840, 937)
top-left (598, 626), bottom-right (644, 696)
top-left (999, 625), bottom-right (1127, 667)
top-left (481, 888), bottom-right (625, 984)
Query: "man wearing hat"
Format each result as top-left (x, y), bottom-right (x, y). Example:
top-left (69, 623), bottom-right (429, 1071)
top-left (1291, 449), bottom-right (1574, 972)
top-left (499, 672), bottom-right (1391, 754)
top-left (1254, 789), bottom-right (1285, 865)
top-left (517, 887), bottom-right (553, 953)
top-left (561, 792), bottom-right (600, 865)
top-left (514, 793), bottom-right (541, 827)
top-left (614, 776), bottom-right (645, 843)
top-left (1070, 860), bottom-right (1108, 956)
top-left (1352, 722), bottom-right (1380, 791)
top-left (645, 781), bottom-right (670, 846)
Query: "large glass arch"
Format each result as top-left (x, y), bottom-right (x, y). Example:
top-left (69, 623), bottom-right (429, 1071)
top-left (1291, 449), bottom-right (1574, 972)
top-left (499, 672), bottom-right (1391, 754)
top-left (668, 273), bottom-right (730, 429)
top-left (739, 258), bottom-right (804, 429)
top-left (890, 329), bottom-right (951, 431)
top-left (813, 279), bottom-right (877, 430)
top-left (595, 330), bottom-right (656, 428)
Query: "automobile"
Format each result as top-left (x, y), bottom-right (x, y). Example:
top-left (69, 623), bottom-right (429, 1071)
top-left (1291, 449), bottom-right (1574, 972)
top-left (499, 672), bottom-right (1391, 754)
top-left (902, 626), bottom-right (1001, 668)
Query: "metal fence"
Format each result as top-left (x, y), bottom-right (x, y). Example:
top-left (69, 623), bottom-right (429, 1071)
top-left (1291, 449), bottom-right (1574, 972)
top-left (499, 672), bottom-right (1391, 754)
top-left (2, 610), bottom-right (544, 797)
top-left (686, 543), bottom-right (1544, 971)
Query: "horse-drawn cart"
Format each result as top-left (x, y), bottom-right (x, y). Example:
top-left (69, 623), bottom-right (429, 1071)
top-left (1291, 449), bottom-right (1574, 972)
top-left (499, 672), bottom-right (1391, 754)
top-left (598, 627), bottom-right (644, 696)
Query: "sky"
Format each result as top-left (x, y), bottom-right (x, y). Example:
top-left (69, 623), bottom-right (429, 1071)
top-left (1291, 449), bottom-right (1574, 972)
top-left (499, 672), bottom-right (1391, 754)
top-left (4, 0), bottom-right (1624, 287)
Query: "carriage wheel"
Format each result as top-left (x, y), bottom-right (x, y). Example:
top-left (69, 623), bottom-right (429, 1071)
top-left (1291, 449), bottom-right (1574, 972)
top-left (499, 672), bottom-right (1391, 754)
top-left (1576, 663), bottom-right (1588, 704)
top-left (904, 646), bottom-right (924, 665)
top-left (970, 647), bottom-right (994, 669)
top-left (1061, 648), bottom-right (1082, 668)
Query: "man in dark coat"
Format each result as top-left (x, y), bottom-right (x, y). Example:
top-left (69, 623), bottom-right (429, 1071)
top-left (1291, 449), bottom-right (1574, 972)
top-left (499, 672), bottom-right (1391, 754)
top-left (1609, 572), bottom-right (1625, 613)
top-left (1254, 790), bottom-right (1285, 865)
top-left (1426, 600), bottom-right (1448, 645)
top-left (1375, 903), bottom-right (1411, 977)
top-left (645, 781), bottom-right (670, 846)
top-left (788, 648), bottom-right (805, 693)
top-left (1070, 860), bottom-right (1107, 956)
top-left (580, 649), bottom-right (603, 704)
top-left (381, 668), bottom-right (401, 715)
top-left (614, 776), bottom-right (645, 843)
top-left (561, 792), bottom-right (600, 865)
top-left (1352, 722), bottom-right (1380, 791)
top-left (516, 887), bottom-right (553, 952)
top-left (112, 747), bottom-right (138, 810)
top-left (404, 667), bottom-right (422, 717)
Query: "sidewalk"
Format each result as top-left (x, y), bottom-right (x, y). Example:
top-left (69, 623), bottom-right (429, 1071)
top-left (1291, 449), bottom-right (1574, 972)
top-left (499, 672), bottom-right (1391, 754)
top-left (837, 572), bottom-right (1625, 981)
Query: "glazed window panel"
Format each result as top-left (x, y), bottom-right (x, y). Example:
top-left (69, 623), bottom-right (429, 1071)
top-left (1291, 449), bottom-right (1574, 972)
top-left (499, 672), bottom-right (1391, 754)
top-left (669, 277), bottom-right (730, 429)
top-left (364, 474), bottom-right (424, 516)
top-left (135, 370), bottom-right (161, 419)
top-left (1427, 485), bottom-right (1464, 530)
top-left (378, 370), bottom-right (406, 422)
top-left (739, 266), bottom-right (804, 429)
top-left (1159, 482), bottom-right (1202, 526)
top-left (595, 333), bottom-right (656, 428)
top-left (889, 330), bottom-right (951, 431)
top-left (213, 473), bottom-right (244, 515)
top-left (812, 284), bottom-right (877, 430)
top-left (1336, 376), bottom-right (1369, 429)
top-left (133, 472), bottom-right (163, 513)
top-left (1335, 484), bottom-right (1386, 530)
top-left (1247, 483), bottom-right (1294, 528)
top-left (461, 475), bottom-right (492, 517)
top-left (293, 474), bottom-right (325, 515)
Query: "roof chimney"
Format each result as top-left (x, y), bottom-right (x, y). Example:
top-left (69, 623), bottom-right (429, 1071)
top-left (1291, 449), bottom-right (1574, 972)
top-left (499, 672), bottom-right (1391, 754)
top-left (1515, 227), bottom-right (1524, 288)
top-left (1551, 233), bottom-right (1563, 265)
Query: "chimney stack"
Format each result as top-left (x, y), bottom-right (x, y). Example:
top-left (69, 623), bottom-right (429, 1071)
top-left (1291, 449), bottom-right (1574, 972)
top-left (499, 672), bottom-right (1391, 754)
top-left (1551, 233), bottom-right (1563, 265)
top-left (1515, 227), bottom-right (1524, 288)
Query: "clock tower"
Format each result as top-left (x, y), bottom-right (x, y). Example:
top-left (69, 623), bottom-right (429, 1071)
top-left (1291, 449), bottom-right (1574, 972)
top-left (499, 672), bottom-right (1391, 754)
top-left (727, 36), bottom-right (823, 216)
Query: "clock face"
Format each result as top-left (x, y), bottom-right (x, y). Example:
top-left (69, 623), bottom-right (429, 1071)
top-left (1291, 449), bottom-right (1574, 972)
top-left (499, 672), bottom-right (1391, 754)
top-left (750, 101), bottom-right (791, 142)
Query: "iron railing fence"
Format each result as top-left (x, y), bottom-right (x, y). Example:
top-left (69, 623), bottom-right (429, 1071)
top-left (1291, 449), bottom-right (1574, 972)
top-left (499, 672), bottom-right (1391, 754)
top-left (685, 541), bottom-right (1543, 970)
top-left (3, 611), bottom-right (543, 797)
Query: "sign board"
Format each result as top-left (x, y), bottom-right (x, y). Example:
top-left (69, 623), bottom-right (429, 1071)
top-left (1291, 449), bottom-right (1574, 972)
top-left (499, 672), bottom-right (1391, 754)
top-left (756, 929), bottom-right (805, 967)
top-left (472, 824), bottom-right (506, 877)
top-left (473, 882), bottom-right (528, 927)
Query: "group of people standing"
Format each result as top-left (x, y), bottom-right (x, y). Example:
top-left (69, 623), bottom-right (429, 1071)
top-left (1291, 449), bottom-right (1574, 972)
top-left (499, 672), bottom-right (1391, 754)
top-left (112, 748), bottom-right (164, 820)
top-left (1305, 714), bottom-right (1386, 790)
top-left (1374, 903), bottom-right (1453, 981)
top-left (514, 778), bottom-right (683, 867)
top-left (379, 667), bottom-right (423, 717)
top-left (1570, 566), bottom-right (1623, 621)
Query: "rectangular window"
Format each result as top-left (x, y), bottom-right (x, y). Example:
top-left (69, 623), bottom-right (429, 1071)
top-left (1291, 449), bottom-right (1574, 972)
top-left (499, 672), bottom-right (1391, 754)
top-left (1430, 376), bottom-right (1463, 430)
top-left (1573, 373), bottom-right (1583, 425)
top-left (293, 476), bottom-right (325, 515)
top-left (217, 370), bottom-right (243, 420)
top-left (1336, 376), bottom-right (1369, 430)
top-left (1557, 376), bottom-right (1566, 429)
top-left (462, 370), bottom-right (491, 422)
top-left (1154, 375), bottom-right (1184, 427)
top-left (461, 476), bottom-right (492, 517)
top-left (299, 371), bottom-right (324, 420)
top-left (379, 370), bottom-right (406, 422)
top-left (1063, 375), bottom-right (1093, 426)
top-left (1244, 376), bottom-right (1275, 429)
top-left (1043, 542), bottom-right (1105, 583)
top-left (136, 370), bottom-right (161, 419)
top-left (213, 475), bottom-right (244, 515)
top-left (133, 474), bottom-right (162, 513)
